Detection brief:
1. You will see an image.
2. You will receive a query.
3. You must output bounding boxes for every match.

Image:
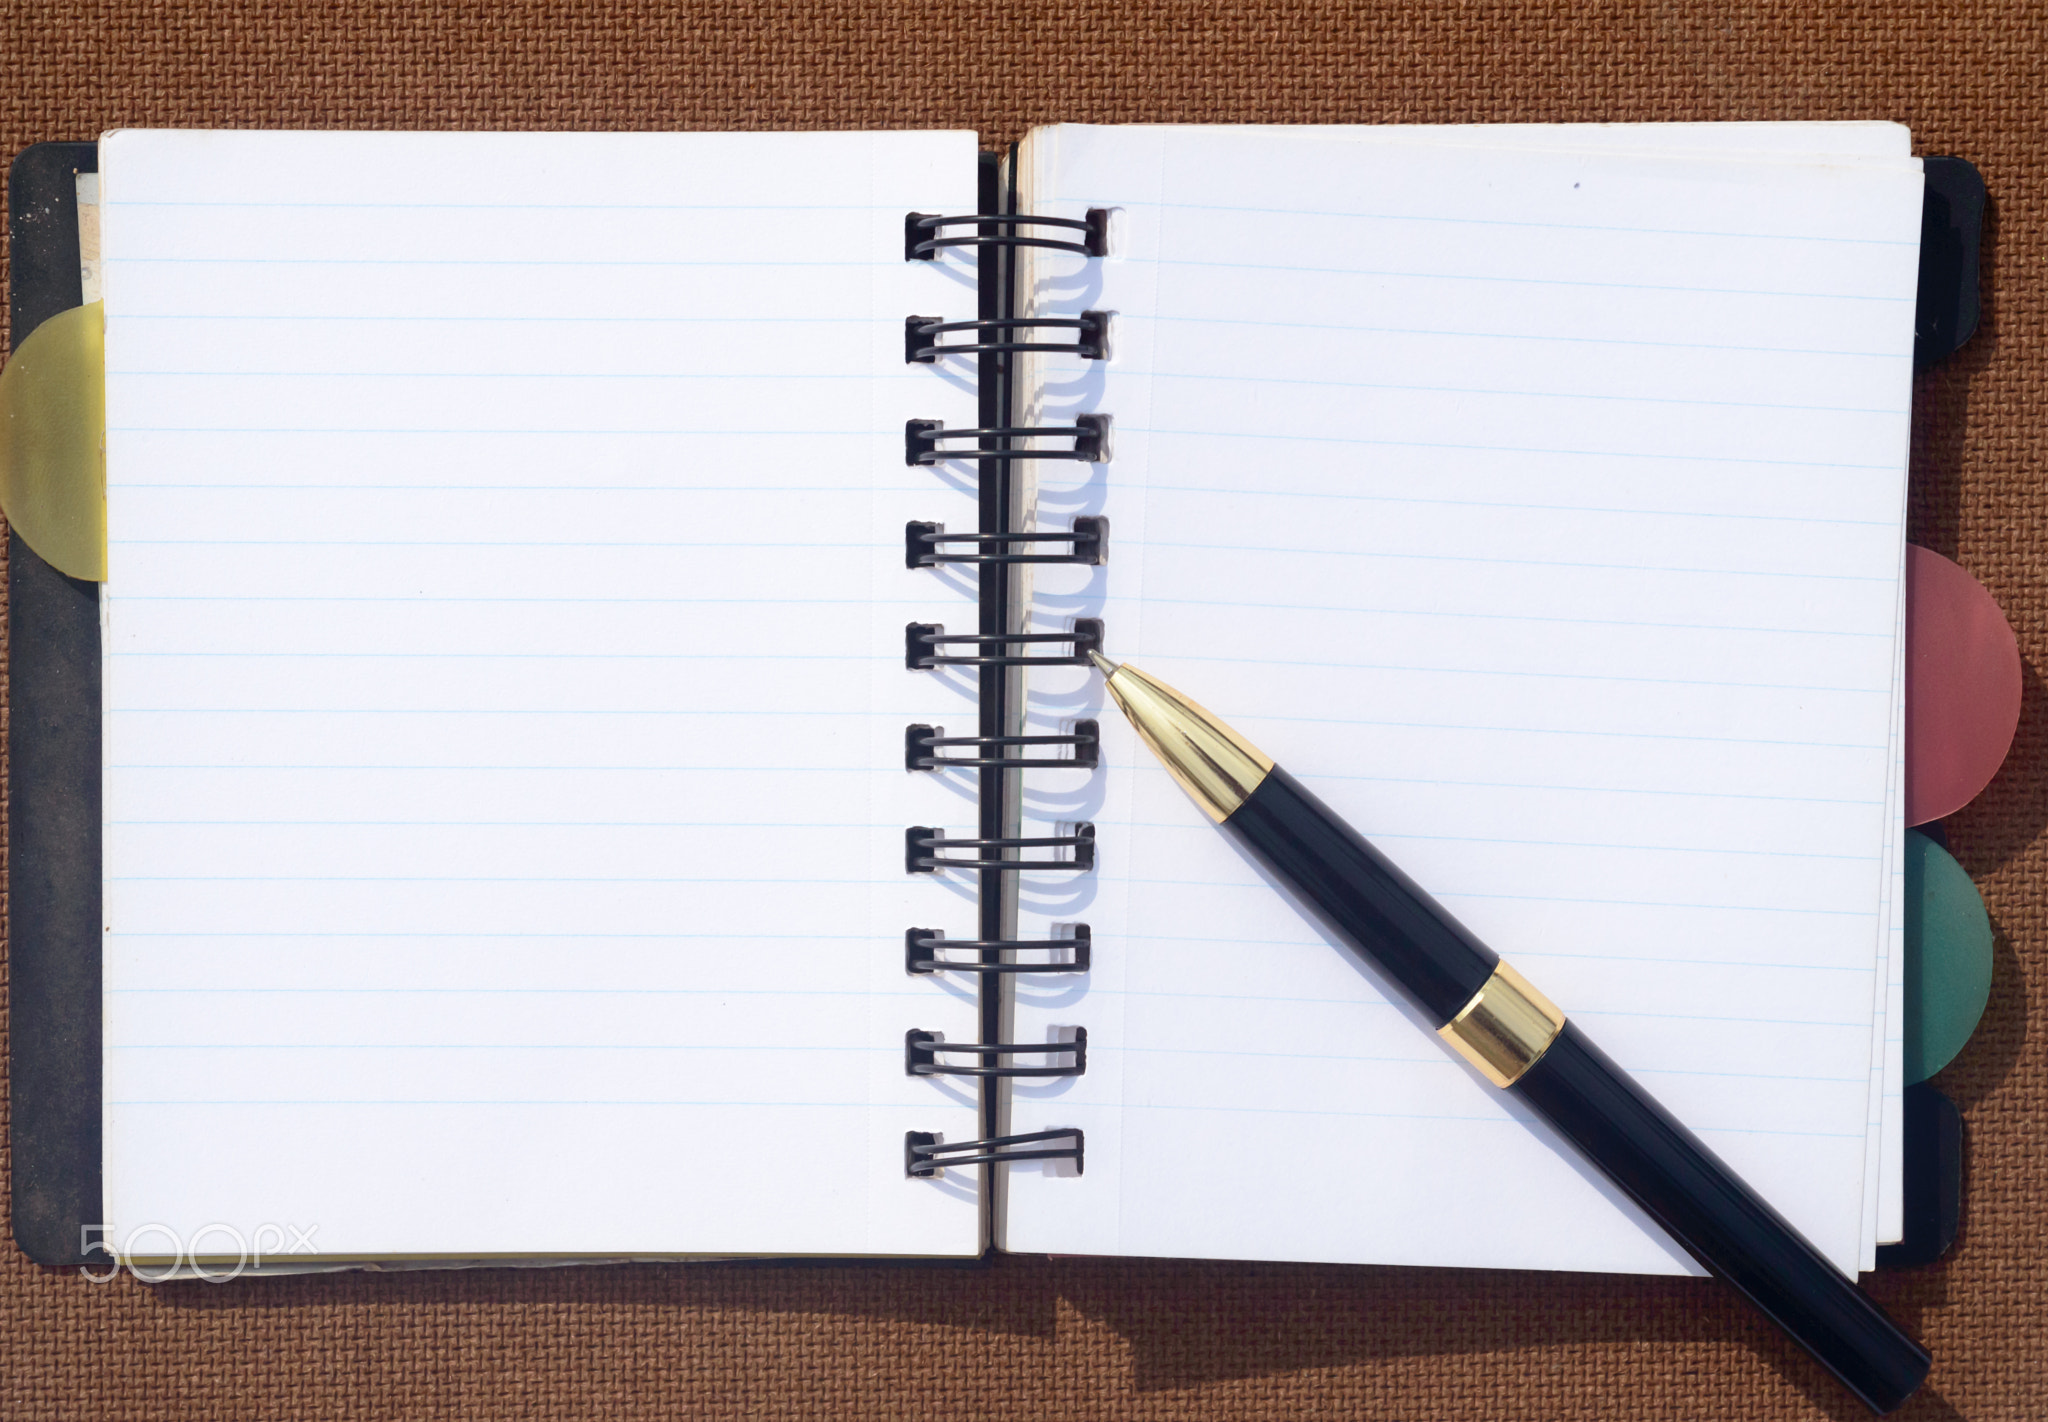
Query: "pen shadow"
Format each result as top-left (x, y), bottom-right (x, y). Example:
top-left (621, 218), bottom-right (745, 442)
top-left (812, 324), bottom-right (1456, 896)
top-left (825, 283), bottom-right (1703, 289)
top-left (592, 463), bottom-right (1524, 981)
top-left (1059, 1254), bottom-right (1963, 1420)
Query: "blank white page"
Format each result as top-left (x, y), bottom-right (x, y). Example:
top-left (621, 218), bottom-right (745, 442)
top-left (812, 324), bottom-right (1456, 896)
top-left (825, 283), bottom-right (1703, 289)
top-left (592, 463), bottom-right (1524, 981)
top-left (1004, 126), bottom-right (1920, 1275)
top-left (1120, 121), bottom-right (1911, 1273)
top-left (98, 129), bottom-right (988, 1260)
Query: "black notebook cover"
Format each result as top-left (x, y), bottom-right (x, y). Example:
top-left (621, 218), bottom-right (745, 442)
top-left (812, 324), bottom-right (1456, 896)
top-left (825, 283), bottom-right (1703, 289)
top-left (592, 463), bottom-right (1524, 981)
top-left (8, 139), bottom-right (103, 1267)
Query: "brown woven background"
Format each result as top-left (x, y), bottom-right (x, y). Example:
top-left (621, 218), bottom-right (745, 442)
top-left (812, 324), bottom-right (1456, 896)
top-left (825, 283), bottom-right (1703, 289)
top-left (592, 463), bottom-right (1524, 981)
top-left (1, 2), bottom-right (2041, 1417)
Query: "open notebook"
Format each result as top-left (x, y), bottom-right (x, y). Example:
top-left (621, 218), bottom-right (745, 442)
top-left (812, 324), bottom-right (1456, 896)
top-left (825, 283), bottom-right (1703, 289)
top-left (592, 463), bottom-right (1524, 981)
top-left (18, 122), bottom-right (1921, 1272)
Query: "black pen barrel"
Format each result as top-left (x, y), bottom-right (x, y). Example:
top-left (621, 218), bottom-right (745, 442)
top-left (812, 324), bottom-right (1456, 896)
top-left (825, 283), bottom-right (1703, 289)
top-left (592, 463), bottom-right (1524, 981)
top-left (1224, 767), bottom-right (1497, 1024)
top-left (1516, 1025), bottom-right (1929, 1413)
top-left (1223, 766), bottom-right (1927, 1415)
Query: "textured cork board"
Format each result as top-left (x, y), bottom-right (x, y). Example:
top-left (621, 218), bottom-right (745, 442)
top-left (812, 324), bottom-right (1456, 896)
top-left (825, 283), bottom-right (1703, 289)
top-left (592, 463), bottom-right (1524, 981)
top-left (1, 3), bottom-right (2042, 1418)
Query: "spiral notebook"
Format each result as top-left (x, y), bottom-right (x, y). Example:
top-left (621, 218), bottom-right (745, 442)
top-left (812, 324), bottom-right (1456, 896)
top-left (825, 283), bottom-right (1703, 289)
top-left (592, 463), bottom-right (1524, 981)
top-left (9, 123), bottom-right (1926, 1273)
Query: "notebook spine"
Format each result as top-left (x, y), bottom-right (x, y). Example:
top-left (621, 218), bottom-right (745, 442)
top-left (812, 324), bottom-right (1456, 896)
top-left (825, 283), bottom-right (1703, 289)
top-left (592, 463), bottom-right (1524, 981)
top-left (901, 167), bottom-right (1108, 1182)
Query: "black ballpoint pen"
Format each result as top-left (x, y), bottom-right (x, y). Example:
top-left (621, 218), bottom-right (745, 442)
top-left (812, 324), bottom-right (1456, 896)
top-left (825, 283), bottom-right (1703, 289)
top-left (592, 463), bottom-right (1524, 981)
top-left (1089, 650), bottom-right (1930, 1414)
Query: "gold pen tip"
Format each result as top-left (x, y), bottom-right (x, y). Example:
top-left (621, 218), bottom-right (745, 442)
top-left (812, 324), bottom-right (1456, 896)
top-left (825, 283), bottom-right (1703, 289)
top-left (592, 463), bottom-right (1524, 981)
top-left (1087, 649), bottom-right (1121, 677)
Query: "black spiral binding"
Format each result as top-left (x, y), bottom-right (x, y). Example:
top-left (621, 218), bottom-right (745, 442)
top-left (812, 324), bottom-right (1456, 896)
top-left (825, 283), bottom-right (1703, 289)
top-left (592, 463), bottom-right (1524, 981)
top-left (904, 161), bottom-right (1109, 1197)
top-left (905, 926), bottom-right (1092, 975)
top-left (905, 210), bottom-right (1110, 260)
top-left (906, 415), bottom-right (1110, 466)
top-left (905, 618), bottom-right (1104, 670)
top-left (904, 722), bottom-right (1100, 771)
top-left (905, 1129), bottom-right (1084, 1179)
top-left (905, 824), bottom-right (1095, 874)
top-left (906, 313), bottom-right (1108, 363)
top-left (905, 518), bottom-right (1107, 569)
top-left (906, 1028), bottom-right (1087, 1078)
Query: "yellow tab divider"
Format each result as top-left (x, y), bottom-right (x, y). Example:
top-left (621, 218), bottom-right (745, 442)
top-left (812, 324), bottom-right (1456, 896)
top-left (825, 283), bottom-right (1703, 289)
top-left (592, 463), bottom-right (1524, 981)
top-left (0, 301), bottom-right (106, 581)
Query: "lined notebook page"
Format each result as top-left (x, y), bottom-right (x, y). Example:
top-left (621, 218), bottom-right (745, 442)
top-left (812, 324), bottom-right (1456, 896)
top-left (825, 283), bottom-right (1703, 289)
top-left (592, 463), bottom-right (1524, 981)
top-left (1257, 120), bottom-right (1912, 1261)
top-left (1004, 126), bottom-right (1920, 1274)
top-left (98, 130), bottom-right (987, 1259)
top-left (1073, 121), bottom-right (1910, 1269)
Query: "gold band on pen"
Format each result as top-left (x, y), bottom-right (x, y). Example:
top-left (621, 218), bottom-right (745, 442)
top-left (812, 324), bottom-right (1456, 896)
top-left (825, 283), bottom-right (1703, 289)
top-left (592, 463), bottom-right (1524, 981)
top-left (1437, 962), bottom-right (1566, 1087)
